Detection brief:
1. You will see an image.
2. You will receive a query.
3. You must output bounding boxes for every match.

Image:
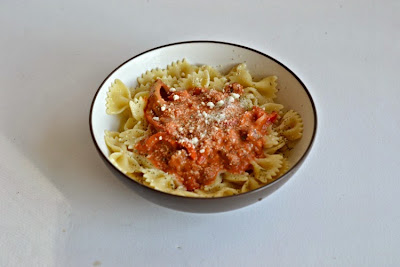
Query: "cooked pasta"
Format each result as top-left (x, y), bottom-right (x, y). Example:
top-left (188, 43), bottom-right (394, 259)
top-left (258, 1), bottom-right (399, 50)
top-left (105, 59), bottom-right (303, 197)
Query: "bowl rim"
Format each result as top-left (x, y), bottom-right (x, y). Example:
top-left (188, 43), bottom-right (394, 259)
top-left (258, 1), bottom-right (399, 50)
top-left (89, 40), bottom-right (318, 200)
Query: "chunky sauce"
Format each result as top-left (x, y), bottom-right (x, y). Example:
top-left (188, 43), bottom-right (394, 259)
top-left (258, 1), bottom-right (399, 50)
top-left (136, 80), bottom-right (277, 191)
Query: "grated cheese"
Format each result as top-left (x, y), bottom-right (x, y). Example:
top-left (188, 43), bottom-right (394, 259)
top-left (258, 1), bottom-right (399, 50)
top-left (191, 137), bottom-right (199, 145)
top-left (207, 102), bottom-right (215, 108)
top-left (231, 93), bottom-right (240, 99)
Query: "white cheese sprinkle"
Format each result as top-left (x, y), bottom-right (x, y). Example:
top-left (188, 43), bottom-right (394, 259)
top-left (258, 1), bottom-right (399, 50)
top-left (178, 127), bottom-right (184, 132)
top-left (191, 137), bottom-right (199, 145)
top-left (217, 100), bottom-right (225, 106)
top-left (153, 116), bottom-right (160, 121)
top-left (161, 105), bottom-right (166, 111)
top-left (201, 102), bottom-right (205, 106)
top-left (170, 88), bottom-right (176, 92)
top-left (207, 102), bottom-right (215, 108)
top-left (199, 148), bottom-right (205, 153)
top-left (202, 111), bottom-right (208, 118)
top-left (159, 136), bottom-right (163, 140)
top-left (228, 96), bottom-right (235, 103)
top-left (173, 95), bottom-right (180, 101)
top-left (231, 93), bottom-right (240, 99)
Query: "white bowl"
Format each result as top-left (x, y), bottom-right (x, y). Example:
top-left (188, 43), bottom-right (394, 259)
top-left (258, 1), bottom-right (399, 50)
top-left (90, 41), bottom-right (317, 213)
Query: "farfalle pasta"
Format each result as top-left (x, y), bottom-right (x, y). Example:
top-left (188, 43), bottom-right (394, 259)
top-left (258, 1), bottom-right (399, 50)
top-left (105, 59), bottom-right (303, 197)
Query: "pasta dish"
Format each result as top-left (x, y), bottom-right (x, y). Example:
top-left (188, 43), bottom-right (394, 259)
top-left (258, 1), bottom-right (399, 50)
top-left (105, 59), bottom-right (303, 197)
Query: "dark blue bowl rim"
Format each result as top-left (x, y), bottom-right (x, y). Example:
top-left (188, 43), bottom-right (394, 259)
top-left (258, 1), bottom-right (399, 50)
top-left (89, 40), bottom-right (318, 200)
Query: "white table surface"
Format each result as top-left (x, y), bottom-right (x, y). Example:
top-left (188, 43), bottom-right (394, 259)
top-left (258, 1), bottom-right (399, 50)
top-left (1, 0), bottom-right (399, 266)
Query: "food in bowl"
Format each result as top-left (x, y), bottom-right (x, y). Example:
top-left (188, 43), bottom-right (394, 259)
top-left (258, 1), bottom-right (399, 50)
top-left (104, 59), bottom-right (303, 197)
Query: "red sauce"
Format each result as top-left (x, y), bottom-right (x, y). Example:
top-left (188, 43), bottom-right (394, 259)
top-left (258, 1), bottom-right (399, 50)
top-left (136, 80), bottom-right (277, 191)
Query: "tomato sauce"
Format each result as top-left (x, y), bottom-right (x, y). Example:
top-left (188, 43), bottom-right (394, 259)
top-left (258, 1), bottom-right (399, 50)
top-left (136, 80), bottom-right (277, 191)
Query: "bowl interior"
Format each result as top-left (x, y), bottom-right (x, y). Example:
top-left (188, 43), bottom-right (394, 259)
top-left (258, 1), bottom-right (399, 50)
top-left (91, 42), bottom-right (316, 185)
